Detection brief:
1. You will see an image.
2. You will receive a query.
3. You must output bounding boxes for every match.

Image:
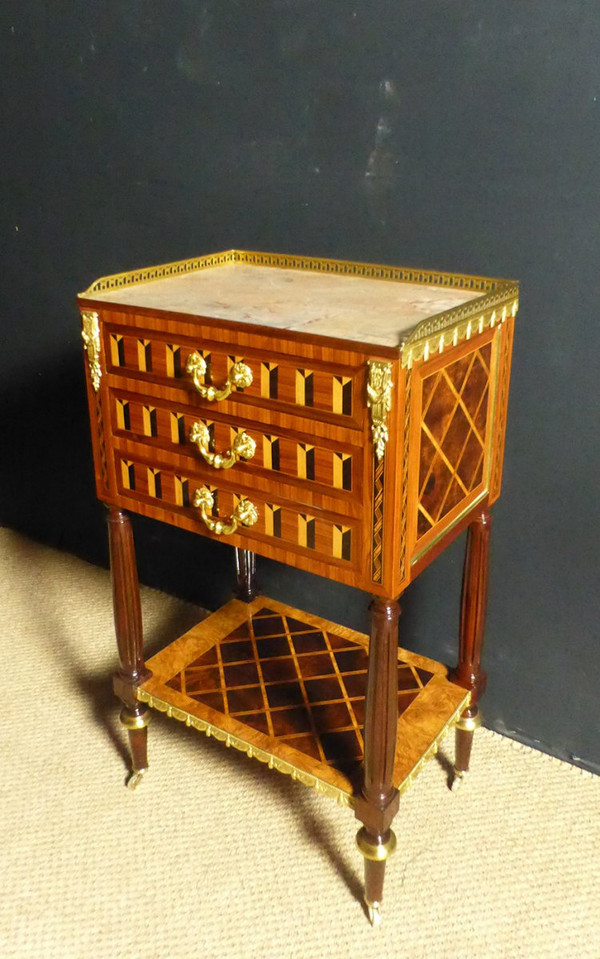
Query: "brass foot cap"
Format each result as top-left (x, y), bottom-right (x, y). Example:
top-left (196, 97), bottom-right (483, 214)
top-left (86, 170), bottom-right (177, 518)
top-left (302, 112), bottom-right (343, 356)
top-left (356, 827), bottom-right (397, 862)
top-left (451, 768), bottom-right (467, 792)
top-left (126, 769), bottom-right (147, 790)
top-left (365, 899), bottom-right (382, 927)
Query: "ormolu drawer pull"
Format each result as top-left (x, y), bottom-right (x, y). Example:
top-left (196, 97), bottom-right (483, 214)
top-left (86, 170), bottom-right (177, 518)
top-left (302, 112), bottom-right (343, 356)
top-left (186, 352), bottom-right (253, 402)
top-left (189, 422), bottom-right (256, 470)
top-left (193, 487), bottom-right (258, 536)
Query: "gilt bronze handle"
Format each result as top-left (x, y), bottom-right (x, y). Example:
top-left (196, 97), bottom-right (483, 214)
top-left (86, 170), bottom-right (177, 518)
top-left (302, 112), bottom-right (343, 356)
top-left (193, 487), bottom-right (258, 536)
top-left (186, 352), bottom-right (253, 402)
top-left (189, 422), bottom-right (256, 470)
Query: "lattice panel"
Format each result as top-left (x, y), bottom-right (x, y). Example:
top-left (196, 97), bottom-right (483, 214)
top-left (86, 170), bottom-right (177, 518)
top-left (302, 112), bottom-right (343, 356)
top-left (166, 607), bottom-right (433, 777)
top-left (417, 342), bottom-right (492, 540)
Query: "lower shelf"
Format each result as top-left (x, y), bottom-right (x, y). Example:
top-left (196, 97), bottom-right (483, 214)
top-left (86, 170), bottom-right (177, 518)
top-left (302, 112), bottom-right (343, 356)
top-left (137, 596), bottom-right (469, 807)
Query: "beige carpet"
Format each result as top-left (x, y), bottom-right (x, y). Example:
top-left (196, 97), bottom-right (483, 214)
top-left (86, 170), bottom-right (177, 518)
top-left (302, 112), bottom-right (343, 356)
top-left (1, 528), bottom-right (598, 959)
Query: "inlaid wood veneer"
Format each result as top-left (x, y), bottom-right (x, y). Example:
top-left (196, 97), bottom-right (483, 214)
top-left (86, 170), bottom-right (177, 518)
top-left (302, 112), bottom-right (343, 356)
top-left (79, 249), bottom-right (518, 924)
top-left (137, 597), bottom-right (469, 804)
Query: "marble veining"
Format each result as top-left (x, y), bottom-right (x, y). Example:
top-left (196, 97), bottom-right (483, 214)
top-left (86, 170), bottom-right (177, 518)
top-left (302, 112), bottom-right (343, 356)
top-left (92, 262), bottom-right (481, 347)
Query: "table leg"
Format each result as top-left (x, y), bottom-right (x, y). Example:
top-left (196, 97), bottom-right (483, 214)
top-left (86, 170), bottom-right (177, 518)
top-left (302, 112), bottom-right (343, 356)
top-left (107, 508), bottom-right (151, 789)
top-left (233, 548), bottom-right (259, 602)
top-left (354, 596), bottom-right (400, 926)
top-left (451, 508), bottom-right (492, 788)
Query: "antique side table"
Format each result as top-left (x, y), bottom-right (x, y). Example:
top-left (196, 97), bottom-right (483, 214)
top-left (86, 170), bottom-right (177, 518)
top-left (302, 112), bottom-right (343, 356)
top-left (79, 250), bottom-right (518, 924)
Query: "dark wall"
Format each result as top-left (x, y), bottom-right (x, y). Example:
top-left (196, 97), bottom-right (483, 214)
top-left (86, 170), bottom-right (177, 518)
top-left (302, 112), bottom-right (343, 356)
top-left (2, 2), bottom-right (599, 771)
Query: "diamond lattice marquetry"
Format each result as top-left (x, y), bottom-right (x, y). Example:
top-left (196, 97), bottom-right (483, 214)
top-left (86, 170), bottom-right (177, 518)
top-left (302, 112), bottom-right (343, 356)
top-left (417, 343), bottom-right (492, 540)
top-left (166, 607), bottom-right (433, 777)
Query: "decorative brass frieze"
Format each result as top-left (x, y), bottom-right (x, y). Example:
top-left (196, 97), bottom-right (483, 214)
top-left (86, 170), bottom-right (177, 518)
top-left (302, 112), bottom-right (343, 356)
top-left (371, 456), bottom-right (385, 583)
top-left (134, 685), bottom-right (470, 808)
top-left (80, 250), bottom-right (518, 366)
top-left (367, 361), bottom-right (393, 462)
top-left (135, 688), bottom-right (353, 807)
top-left (401, 297), bottom-right (519, 369)
top-left (81, 310), bottom-right (102, 392)
top-left (81, 248), bottom-right (507, 297)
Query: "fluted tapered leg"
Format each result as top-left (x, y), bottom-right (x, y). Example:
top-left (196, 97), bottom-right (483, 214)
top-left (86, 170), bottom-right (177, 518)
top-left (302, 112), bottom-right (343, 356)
top-left (233, 548), bottom-right (259, 602)
top-left (354, 596), bottom-right (401, 925)
top-left (107, 508), bottom-right (151, 789)
top-left (452, 509), bottom-right (492, 787)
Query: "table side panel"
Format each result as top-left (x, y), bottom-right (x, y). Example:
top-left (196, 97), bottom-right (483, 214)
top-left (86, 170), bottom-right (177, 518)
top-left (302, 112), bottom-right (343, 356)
top-left (488, 316), bottom-right (515, 505)
top-left (404, 323), bottom-right (512, 576)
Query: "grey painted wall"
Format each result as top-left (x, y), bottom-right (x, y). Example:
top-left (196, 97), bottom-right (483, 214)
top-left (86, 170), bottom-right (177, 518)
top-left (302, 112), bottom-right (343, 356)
top-left (2, 2), bottom-right (599, 771)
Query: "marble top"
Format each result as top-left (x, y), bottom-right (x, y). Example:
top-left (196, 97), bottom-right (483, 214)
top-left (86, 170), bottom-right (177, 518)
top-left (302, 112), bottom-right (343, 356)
top-left (91, 262), bottom-right (481, 348)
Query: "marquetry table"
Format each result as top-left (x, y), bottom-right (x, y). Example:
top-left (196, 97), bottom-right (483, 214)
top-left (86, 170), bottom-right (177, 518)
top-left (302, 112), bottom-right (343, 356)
top-left (79, 250), bottom-right (518, 925)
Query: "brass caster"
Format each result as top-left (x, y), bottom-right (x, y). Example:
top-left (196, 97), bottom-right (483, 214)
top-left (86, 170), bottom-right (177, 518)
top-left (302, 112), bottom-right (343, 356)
top-left (126, 769), bottom-right (147, 790)
top-left (451, 768), bottom-right (467, 792)
top-left (365, 899), bottom-right (382, 927)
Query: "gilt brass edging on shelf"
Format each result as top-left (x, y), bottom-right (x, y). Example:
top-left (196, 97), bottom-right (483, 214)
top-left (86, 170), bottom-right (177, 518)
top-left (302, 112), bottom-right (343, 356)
top-left (81, 310), bottom-right (102, 392)
top-left (135, 683), bottom-right (469, 807)
top-left (135, 688), bottom-right (353, 807)
top-left (395, 691), bottom-right (471, 798)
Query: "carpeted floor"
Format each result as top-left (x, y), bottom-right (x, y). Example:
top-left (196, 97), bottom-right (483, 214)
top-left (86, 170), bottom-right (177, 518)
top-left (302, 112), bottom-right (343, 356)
top-left (1, 527), bottom-right (598, 959)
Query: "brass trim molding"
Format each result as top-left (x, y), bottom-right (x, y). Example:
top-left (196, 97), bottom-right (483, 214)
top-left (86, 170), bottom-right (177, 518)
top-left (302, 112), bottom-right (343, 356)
top-left (135, 686), bottom-right (470, 808)
top-left (398, 372), bottom-right (412, 584)
top-left (80, 250), bottom-right (518, 364)
top-left (81, 310), bottom-right (102, 391)
top-left (411, 489), bottom-right (488, 568)
top-left (456, 711), bottom-right (482, 734)
top-left (367, 361), bottom-right (393, 462)
top-left (395, 691), bottom-right (471, 799)
top-left (81, 248), bottom-right (510, 298)
top-left (356, 827), bottom-right (397, 862)
top-left (81, 250), bottom-right (236, 296)
top-left (401, 297), bottom-right (519, 369)
top-left (136, 688), bottom-right (353, 807)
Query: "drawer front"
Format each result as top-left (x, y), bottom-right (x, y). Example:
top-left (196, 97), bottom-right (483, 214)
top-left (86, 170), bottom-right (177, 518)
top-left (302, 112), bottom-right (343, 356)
top-left (82, 305), bottom-right (388, 591)
top-left (102, 319), bottom-right (363, 428)
top-left (113, 449), bottom-right (363, 576)
top-left (107, 387), bottom-right (363, 507)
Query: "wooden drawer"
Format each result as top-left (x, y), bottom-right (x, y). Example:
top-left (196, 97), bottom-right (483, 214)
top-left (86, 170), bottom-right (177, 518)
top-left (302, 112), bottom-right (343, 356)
top-left (112, 448), bottom-right (366, 580)
top-left (101, 314), bottom-right (364, 430)
top-left (107, 386), bottom-right (364, 508)
top-left (86, 305), bottom-right (375, 590)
